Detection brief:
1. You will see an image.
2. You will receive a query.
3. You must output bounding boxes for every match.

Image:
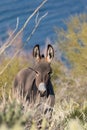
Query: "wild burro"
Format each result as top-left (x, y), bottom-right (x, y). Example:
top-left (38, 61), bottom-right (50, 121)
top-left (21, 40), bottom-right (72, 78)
top-left (13, 44), bottom-right (55, 108)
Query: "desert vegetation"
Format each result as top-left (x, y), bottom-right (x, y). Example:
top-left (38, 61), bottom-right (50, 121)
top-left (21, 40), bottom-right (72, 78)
top-left (0, 1), bottom-right (87, 129)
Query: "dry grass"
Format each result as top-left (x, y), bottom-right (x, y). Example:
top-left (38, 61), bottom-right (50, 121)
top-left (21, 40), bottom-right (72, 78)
top-left (0, 84), bottom-right (87, 130)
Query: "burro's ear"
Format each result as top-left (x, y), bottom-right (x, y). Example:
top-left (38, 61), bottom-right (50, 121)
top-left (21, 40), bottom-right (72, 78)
top-left (46, 44), bottom-right (54, 63)
top-left (33, 44), bottom-right (40, 61)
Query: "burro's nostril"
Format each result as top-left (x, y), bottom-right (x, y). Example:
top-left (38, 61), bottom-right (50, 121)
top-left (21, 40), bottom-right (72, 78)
top-left (41, 90), bottom-right (46, 94)
top-left (43, 90), bottom-right (47, 95)
top-left (40, 90), bottom-right (47, 97)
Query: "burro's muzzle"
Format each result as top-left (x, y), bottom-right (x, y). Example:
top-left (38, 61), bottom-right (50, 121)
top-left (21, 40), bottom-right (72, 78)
top-left (38, 82), bottom-right (47, 96)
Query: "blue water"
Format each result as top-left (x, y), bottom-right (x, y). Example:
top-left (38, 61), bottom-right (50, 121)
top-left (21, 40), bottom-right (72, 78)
top-left (0, 0), bottom-right (87, 50)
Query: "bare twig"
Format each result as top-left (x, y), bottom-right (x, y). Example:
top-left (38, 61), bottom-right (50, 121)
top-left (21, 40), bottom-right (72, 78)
top-left (9, 17), bottom-right (19, 38)
top-left (35, 11), bottom-right (39, 25)
top-left (0, 12), bottom-right (48, 75)
top-left (0, 17), bottom-right (19, 55)
top-left (0, 0), bottom-right (47, 56)
top-left (0, 50), bottom-right (19, 75)
top-left (26, 12), bottom-right (48, 42)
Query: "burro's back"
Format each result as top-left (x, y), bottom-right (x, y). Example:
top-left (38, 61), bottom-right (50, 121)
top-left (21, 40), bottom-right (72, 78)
top-left (13, 44), bottom-right (55, 107)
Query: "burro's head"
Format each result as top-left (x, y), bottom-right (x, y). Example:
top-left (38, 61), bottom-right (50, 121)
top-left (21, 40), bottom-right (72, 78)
top-left (32, 44), bottom-right (54, 97)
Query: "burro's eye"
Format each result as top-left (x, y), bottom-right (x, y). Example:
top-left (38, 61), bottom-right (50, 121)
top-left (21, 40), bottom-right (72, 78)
top-left (29, 68), bottom-right (39, 76)
top-left (48, 71), bottom-right (52, 75)
top-left (35, 71), bottom-right (40, 76)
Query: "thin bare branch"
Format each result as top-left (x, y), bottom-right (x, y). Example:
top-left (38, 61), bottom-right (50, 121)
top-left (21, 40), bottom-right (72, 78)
top-left (0, 17), bottom-right (19, 54)
top-left (35, 11), bottom-right (39, 25)
top-left (26, 12), bottom-right (48, 42)
top-left (0, 0), bottom-right (48, 56)
top-left (9, 17), bottom-right (19, 38)
top-left (0, 50), bottom-right (19, 75)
